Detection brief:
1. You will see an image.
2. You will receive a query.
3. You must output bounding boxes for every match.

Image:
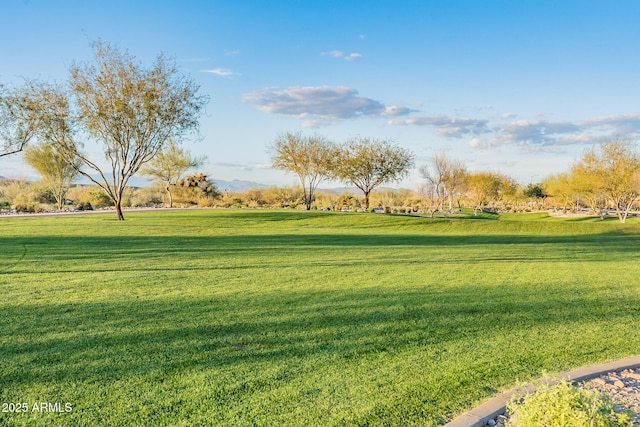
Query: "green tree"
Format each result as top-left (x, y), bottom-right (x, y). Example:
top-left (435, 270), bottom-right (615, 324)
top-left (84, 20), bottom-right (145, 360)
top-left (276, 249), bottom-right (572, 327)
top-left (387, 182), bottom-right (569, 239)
top-left (270, 132), bottom-right (335, 210)
top-left (465, 171), bottom-right (503, 216)
top-left (332, 137), bottom-right (414, 209)
top-left (8, 42), bottom-right (208, 220)
top-left (140, 139), bottom-right (204, 207)
top-left (523, 183), bottom-right (547, 199)
top-left (523, 183), bottom-right (547, 210)
top-left (573, 139), bottom-right (640, 223)
top-left (567, 165), bottom-right (606, 218)
top-left (0, 83), bottom-right (41, 158)
top-left (23, 143), bottom-right (80, 210)
top-left (543, 172), bottom-right (578, 213)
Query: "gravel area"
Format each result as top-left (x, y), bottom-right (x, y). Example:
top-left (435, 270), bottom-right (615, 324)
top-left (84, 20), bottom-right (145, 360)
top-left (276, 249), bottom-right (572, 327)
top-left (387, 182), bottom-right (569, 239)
top-left (489, 367), bottom-right (640, 426)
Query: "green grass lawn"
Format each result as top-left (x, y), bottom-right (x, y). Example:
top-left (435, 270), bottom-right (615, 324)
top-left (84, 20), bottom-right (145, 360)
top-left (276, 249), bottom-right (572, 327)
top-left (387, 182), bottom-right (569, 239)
top-left (1, 210), bottom-right (639, 426)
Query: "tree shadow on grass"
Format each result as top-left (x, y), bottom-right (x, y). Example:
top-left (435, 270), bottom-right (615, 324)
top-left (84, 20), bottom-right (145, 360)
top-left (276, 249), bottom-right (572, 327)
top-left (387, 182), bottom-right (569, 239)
top-left (2, 223), bottom-right (640, 424)
top-left (1, 281), bottom-right (640, 424)
top-left (2, 229), bottom-right (639, 274)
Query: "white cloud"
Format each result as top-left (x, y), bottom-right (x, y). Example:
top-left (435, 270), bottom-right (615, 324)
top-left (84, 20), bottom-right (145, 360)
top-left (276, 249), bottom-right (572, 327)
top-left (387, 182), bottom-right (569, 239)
top-left (388, 110), bottom-right (640, 148)
top-left (490, 114), bottom-right (640, 147)
top-left (321, 50), bottom-right (344, 58)
top-left (384, 105), bottom-right (416, 117)
top-left (300, 119), bottom-right (326, 128)
top-left (321, 51), bottom-right (362, 61)
top-left (201, 68), bottom-right (241, 77)
top-left (390, 115), bottom-right (491, 137)
top-left (469, 138), bottom-right (487, 149)
top-left (242, 86), bottom-right (413, 125)
top-left (224, 49), bottom-right (240, 56)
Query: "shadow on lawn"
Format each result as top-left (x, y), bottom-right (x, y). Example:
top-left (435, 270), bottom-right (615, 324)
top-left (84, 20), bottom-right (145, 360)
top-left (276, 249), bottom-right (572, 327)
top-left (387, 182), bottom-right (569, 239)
top-left (2, 223), bottom-right (640, 424)
top-left (1, 229), bottom-right (639, 275)
top-left (2, 281), bottom-right (639, 388)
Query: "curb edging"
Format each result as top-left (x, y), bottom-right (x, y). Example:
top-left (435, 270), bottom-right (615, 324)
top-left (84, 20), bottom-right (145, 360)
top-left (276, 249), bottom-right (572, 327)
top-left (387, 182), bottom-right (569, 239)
top-left (444, 355), bottom-right (640, 427)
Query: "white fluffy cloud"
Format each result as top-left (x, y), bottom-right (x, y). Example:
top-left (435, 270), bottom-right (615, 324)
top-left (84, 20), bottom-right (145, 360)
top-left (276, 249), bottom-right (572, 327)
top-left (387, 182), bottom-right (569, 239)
top-left (492, 114), bottom-right (640, 147)
top-left (242, 86), bottom-right (412, 126)
top-left (393, 111), bottom-right (640, 148)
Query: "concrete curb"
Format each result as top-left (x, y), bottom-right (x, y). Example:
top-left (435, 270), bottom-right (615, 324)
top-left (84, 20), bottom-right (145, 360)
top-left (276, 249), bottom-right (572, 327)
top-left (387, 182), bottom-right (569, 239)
top-left (444, 355), bottom-right (640, 427)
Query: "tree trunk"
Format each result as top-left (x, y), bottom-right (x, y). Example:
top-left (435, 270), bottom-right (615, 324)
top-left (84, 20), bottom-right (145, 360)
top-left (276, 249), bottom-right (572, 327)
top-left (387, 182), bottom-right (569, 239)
top-left (167, 186), bottom-right (173, 208)
top-left (364, 191), bottom-right (371, 209)
top-left (115, 198), bottom-right (125, 221)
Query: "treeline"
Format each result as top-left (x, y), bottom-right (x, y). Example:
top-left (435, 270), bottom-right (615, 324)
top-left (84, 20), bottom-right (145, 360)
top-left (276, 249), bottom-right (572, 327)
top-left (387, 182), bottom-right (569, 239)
top-left (0, 177), bottom-right (522, 214)
top-left (2, 42), bottom-right (640, 222)
top-left (3, 138), bottom-right (640, 223)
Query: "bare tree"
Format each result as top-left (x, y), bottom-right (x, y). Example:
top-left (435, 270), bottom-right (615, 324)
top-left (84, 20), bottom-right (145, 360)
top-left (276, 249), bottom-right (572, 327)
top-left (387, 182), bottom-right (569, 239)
top-left (333, 137), bottom-right (414, 209)
top-left (420, 152), bottom-right (466, 213)
top-left (270, 132), bottom-right (335, 210)
top-left (416, 182), bottom-right (440, 218)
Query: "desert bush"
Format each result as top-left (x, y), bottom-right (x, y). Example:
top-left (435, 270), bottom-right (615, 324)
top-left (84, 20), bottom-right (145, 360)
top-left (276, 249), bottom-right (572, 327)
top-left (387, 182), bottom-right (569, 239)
top-left (506, 380), bottom-right (632, 427)
top-left (13, 203), bottom-right (44, 213)
top-left (75, 202), bottom-right (93, 211)
top-left (129, 185), bottom-right (163, 207)
top-left (67, 185), bottom-right (115, 209)
top-left (174, 173), bottom-right (220, 206)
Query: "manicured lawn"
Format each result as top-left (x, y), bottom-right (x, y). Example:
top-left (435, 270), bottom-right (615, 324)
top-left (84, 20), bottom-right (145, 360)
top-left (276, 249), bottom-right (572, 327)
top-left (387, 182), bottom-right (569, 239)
top-left (1, 210), bottom-right (639, 426)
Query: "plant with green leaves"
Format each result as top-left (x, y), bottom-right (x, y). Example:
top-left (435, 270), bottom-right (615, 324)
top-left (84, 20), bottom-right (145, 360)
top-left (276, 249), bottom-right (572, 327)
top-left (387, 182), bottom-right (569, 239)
top-left (332, 136), bottom-right (414, 209)
top-left (571, 139), bottom-right (640, 223)
top-left (23, 143), bottom-right (81, 210)
top-left (3, 42), bottom-right (208, 220)
top-left (140, 139), bottom-right (205, 207)
top-left (0, 84), bottom-right (40, 158)
top-left (506, 380), bottom-right (632, 427)
top-left (270, 132), bottom-right (336, 210)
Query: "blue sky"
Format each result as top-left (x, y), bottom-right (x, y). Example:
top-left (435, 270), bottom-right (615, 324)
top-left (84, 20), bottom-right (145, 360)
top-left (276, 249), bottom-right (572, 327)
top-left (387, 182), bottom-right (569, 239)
top-left (2, 0), bottom-right (640, 188)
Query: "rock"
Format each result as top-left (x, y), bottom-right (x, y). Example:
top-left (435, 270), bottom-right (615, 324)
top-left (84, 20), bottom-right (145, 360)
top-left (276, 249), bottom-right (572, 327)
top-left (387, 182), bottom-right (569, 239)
top-left (622, 371), bottom-right (640, 381)
top-left (613, 380), bottom-right (626, 389)
top-left (486, 419), bottom-right (496, 426)
top-left (591, 377), bottom-right (607, 386)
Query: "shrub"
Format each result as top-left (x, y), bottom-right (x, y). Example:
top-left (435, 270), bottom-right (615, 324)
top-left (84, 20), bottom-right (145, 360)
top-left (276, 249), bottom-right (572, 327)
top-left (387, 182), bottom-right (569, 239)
top-left (506, 380), bottom-right (632, 427)
top-left (13, 203), bottom-right (43, 213)
top-left (75, 202), bottom-right (93, 211)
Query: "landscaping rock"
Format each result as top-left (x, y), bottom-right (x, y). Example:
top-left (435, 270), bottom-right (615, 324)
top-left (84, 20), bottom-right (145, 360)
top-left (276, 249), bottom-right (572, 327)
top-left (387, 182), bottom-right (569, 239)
top-left (485, 367), bottom-right (640, 426)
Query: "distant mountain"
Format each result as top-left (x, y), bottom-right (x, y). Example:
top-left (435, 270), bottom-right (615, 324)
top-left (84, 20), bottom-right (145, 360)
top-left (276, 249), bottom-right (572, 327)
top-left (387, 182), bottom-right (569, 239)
top-left (76, 174), bottom-right (151, 188)
top-left (317, 186), bottom-right (407, 194)
top-left (213, 179), bottom-right (269, 193)
top-left (72, 175), bottom-right (410, 194)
